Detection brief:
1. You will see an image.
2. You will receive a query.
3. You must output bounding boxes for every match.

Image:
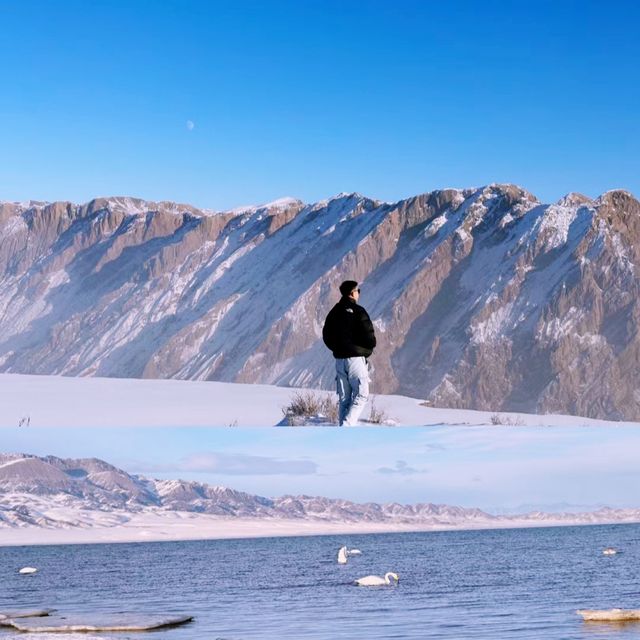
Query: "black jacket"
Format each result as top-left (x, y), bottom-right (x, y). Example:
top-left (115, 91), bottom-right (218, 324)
top-left (322, 297), bottom-right (377, 359)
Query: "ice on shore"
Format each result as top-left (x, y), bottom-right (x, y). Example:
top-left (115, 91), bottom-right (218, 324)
top-left (577, 608), bottom-right (640, 621)
top-left (0, 608), bottom-right (52, 619)
top-left (0, 612), bottom-right (193, 632)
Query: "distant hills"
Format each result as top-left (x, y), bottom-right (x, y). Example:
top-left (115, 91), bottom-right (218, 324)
top-left (1, 453), bottom-right (639, 532)
top-left (1, 185), bottom-right (639, 420)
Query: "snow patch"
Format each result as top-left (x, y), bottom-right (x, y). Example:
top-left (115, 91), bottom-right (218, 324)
top-left (435, 375), bottom-right (462, 400)
top-left (469, 303), bottom-right (514, 345)
top-left (537, 307), bottom-right (582, 343)
top-left (499, 213), bottom-right (514, 229)
top-left (198, 239), bottom-right (259, 296)
top-left (610, 233), bottom-right (635, 273)
top-left (225, 197), bottom-right (301, 216)
top-left (373, 318), bottom-right (387, 333)
top-left (46, 269), bottom-right (70, 289)
top-left (424, 215), bottom-right (447, 238)
top-left (2, 216), bottom-right (27, 237)
top-left (464, 200), bottom-right (489, 230)
top-left (537, 204), bottom-right (578, 251)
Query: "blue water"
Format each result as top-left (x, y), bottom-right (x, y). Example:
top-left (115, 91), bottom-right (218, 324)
top-left (3, 524), bottom-right (640, 639)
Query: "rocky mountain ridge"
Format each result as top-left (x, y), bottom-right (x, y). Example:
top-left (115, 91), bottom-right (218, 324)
top-left (1, 454), bottom-right (639, 530)
top-left (1, 185), bottom-right (639, 420)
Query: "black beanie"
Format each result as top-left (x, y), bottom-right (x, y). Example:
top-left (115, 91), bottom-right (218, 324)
top-left (339, 280), bottom-right (358, 296)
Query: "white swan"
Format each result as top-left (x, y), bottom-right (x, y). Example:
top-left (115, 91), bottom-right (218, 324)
top-left (347, 548), bottom-right (362, 556)
top-left (18, 567), bottom-right (38, 574)
top-left (355, 572), bottom-right (399, 586)
top-left (337, 546), bottom-right (348, 564)
top-left (602, 547), bottom-right (618, 555)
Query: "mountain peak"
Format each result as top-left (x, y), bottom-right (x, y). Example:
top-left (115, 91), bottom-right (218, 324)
top-left (480, 183), bottom-right (539, 203)
top-left (595, 189), bottom-right (638, 207)
top-left (556, 192), bottom-right (593, 208)
top-left (225, 196), bottom-right (304, 216)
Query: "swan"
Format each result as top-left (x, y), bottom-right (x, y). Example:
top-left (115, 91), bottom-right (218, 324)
top-left (18, 567), bottom-right (38, 574)
top-left (337, 546), bottom-right (348, 564)
top-left (602, 547), bottom-right (618, 555)
top-left (355, 572), bottom-right (399, 586)
top-left (347, 548), bottom-right (362, 556)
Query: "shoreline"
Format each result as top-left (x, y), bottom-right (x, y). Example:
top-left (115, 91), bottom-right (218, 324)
top-left (2, 513), bottom-right (639, 548)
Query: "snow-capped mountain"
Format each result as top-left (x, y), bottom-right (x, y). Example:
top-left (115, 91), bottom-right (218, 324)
top-left (1, 185), bottom-right (639, 420)
top-left (1, 454), bottom-right (639, 531)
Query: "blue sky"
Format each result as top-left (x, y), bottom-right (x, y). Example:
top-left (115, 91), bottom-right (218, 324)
top-left (1, 0), bottom-right (638, 209)
top-left (3, 427), bottom-right (640, 512)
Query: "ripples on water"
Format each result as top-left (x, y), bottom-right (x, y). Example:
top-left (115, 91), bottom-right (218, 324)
top-left (2, 524), bottom-right (640, 639)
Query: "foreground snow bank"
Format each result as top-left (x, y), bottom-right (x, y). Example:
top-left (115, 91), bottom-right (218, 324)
top-left (0, 374), bottom-right (631, 428)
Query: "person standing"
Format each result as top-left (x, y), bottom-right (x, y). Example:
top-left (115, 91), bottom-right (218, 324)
top-left (322, 280), bottom-right (376, 426)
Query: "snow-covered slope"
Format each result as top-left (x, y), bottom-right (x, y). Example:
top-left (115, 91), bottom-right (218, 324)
top-left (1, 186), bottom-right (639, 420)
top-left (0, 373), bottom-right (630, 427)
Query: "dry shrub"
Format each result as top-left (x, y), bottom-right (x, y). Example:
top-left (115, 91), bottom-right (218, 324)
top-left (490, 413), bottom-right (525, 426)
top-left (282, 391), bottom-right (338, 425)
top-left (367, 396), bottom-right (390, 424)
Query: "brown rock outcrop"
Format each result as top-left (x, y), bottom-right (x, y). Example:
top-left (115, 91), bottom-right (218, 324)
top-left (1, 186), bottom-right (639, 421)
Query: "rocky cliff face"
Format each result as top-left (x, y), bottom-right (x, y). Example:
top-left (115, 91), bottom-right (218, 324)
top-left (1, 186), bottom-right (638, 420)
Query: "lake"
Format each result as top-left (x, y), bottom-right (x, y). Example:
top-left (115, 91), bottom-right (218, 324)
top-left (2, 523), bottom-right (640, 639)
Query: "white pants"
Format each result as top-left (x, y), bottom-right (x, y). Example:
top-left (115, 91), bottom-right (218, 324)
top-left (335, 357), bottom-right (369, 426)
